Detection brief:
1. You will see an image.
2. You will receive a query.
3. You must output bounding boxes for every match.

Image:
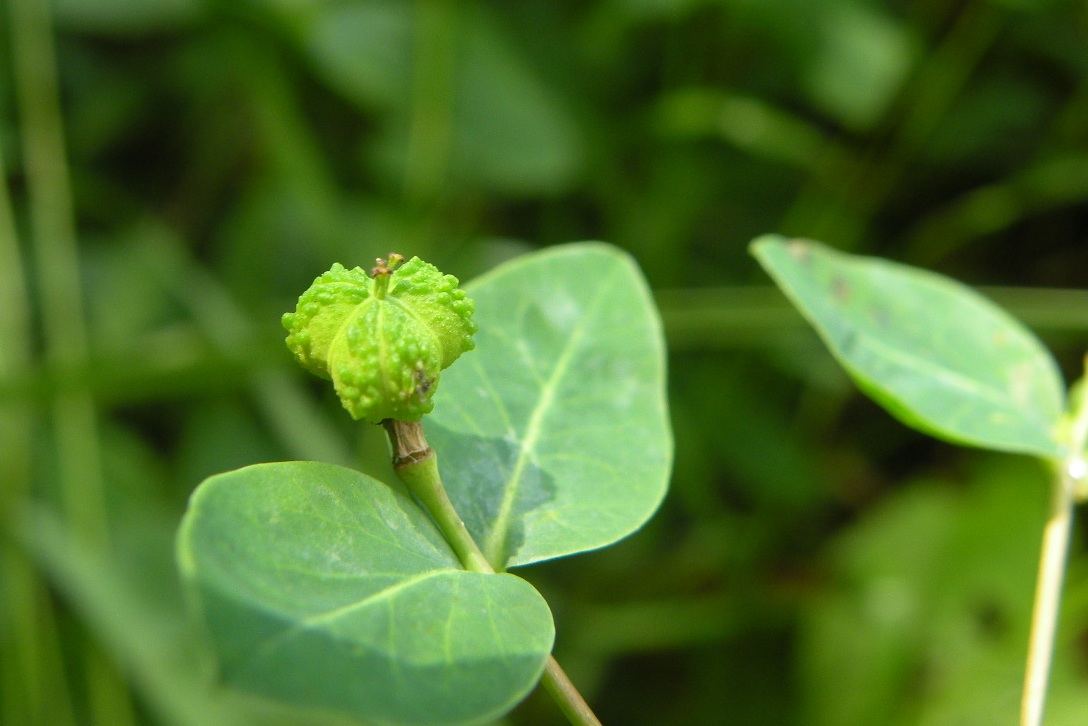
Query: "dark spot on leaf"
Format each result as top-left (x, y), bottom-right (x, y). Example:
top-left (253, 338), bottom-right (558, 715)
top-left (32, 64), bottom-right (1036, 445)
top-left (1076, 626), bottom-right (1088, 668)
top-left (787, 240), bottom-right (810, 264)
top-left (832, 275), bottom-right (850, 305)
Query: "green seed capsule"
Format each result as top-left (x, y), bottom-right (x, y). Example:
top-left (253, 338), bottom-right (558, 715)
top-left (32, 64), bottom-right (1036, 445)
top-left (282, 254), bottom-right (476, 424)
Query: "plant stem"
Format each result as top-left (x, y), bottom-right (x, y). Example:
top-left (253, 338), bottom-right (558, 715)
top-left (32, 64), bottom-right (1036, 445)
top-left (1021, 370), bottom-right (1088, 726)
top-left (382, 419), bottom-right (604, 726)
top-left (1020, 463), bottom-right (1076, 726)
top-left (540, 656), bottom-right (604, 726)
top-left (0, 83), bottom-right (56, 726)
top-left (382, 419), bottom-right (494, 575)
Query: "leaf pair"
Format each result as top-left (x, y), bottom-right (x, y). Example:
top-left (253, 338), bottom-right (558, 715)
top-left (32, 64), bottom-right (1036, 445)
top-left (177, 244), bottom-right (672, 725)
top-left (751, 236), bottom-right (1068, 459)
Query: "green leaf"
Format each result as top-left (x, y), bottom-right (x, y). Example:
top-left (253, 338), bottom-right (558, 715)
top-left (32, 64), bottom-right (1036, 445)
top-left (177, 461), bottom-right (554, 726)
top-left (751, 236), bottom-right (1065, 458)
top-left (302, 2), bottom-right (582, 195)
top-left (428, 243), bottom-right (673, 569)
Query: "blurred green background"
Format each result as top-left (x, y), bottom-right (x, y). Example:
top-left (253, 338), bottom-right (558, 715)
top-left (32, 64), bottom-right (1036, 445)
top-left (3, 0), bottom-right (1088, 724)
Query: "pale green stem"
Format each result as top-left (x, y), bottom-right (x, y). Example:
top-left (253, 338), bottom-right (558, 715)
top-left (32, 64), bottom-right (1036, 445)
top-left (539, 657), bottom-right (604, 726)
top-left (1020, 462), bottom-right (1076, 726)
top-left (383, 419), bottom-right (493, 575)
top-left (1021, 367), bottom-right (1088, 726)
top-left (382, 420), bottom-right (603, 726)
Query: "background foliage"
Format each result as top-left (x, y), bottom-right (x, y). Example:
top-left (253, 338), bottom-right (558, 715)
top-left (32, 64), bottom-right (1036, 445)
top-left (3, 0), bottom-right (1088, 724)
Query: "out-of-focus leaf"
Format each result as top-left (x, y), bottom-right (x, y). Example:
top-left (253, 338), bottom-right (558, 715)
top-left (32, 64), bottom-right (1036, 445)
top-left (303, 1), bottom-right (411, 110)
top-left (24, 501), bottom-right (372, 726)
top-left (799, 486), bottom-right (957, 726)
top-left (447, 7), bottom-right (582, 194)
top-left (800, 459), bottom-right (1088, 726)
top-left (85, 239), bottom-right (177, 352)
top-left (802, 3), bottom-right (918, 130)
top-left (654, 89), bottom-right (838, 172)
top-left (302, 1), bottom-right (581, 194)
top-left (174, 400), bottom-right (282, 490)
top-left (907, 154), bottom-right (1088, 265)
top-left (752, 236), bottom-right (1066, 458)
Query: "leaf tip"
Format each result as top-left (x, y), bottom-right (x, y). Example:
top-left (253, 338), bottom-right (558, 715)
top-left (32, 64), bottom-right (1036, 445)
top-left (747, 233), bottom-right (782, 258)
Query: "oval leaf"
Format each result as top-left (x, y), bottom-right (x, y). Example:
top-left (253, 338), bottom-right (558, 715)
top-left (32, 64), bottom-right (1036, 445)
top-left (177, 462), bottom-right (554, 726)
top-left (751, 236), bottom-right (1065, 458)
top-left (428, 243), bottom-right (673, 569)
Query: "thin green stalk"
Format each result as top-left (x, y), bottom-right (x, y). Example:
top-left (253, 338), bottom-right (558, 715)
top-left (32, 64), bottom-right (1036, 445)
top-left (0, 23), bottom-right (76, 726)
top-left (1021, 467), bottom-right (1075, 726)
top-left (1021, 367), bottom-right (1088, 726)
top-left (382, 419), bottom-right (604, 726)
top-left (383, 420), bottom-right (494, 575)
top-left (9, 2), bottom-right (129, 726)
top-left (539, 656), bottom-right (603, 726)
top-left (10, 0), bottom-right (108, 545)
top-left (0, 84), bottom-right (32, 395)
top-left (4, 564), bottom-right (78, 726)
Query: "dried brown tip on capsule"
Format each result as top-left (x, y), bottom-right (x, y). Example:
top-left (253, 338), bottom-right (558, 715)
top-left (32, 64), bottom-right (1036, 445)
top-left (371, 252), bottom-right (405, 279)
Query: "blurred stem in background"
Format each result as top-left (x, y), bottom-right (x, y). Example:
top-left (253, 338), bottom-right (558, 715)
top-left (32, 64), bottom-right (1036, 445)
top-left (10, 0), bottom-right (107, 547)
top-left (0, 91), bottom-right (66, 726)
top-left (656, 286), bottom-right (1088, 352)
top-left (6, 0), bottom-right (131, 724)
top-left (6, 285), bottom-right (1087, 404)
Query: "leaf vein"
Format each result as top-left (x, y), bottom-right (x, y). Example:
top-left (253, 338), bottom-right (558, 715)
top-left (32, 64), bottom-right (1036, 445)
top-left (481, 266), bottom-right (624, 567)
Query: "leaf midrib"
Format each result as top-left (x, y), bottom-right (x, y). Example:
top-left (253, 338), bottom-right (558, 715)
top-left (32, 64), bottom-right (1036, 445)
top-left (843, 320), bottom-right (1056, 415)
top-left (229, 568), bottom-right (452, 675)
top-left (845, 330), bottom-right (1060, 445)
top-left (481, 267), bottom-right (621, 569)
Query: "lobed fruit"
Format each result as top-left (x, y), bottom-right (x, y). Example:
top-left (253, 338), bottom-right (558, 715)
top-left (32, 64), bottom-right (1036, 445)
top-left (283, 256), bottom-right (476, 423)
